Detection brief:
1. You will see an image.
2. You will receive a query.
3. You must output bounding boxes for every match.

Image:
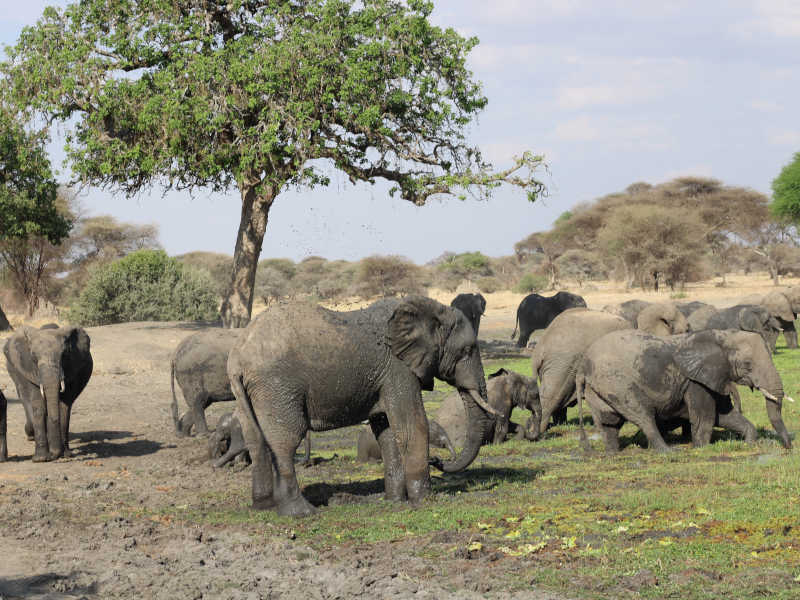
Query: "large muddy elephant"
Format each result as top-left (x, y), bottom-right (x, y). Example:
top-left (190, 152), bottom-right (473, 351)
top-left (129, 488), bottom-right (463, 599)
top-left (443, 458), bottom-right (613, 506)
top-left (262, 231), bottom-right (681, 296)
top-left (577, 329), bottom-right (792, 452)
top-left (450, 293), bottom-right (486, 336)
top-left (690, 304), bottom-right (780, 349)
top-left (170, 328), bottom-right (242, 437)
top-left (227, 296), bottom-right (496, 517)
top-left (741, 291), bottom-right (797, 352)
top-left (512, 291), bottom-right (586, 347)
top-left (3, 326), bottom-right (93, 462)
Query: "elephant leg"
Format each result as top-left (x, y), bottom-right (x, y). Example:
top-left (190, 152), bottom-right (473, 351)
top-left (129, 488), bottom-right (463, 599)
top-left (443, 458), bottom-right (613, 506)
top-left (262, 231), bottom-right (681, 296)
top-left (685, 383), bottom-right (715, 447)
top-left (370, 414), bottom-right (404, 500)
top-left (0, 390), bottom-right (7, 462)
top-left (379, 373), bottom-right (431, 503)
top-left (192, 398), bottom-right (212, 436)
top-left (715, 395), bottom-right (757, 443)
top-left (585, 388), bottom-right (622, 453)
top-left (23, 383), bottom-right (50, 462)
top-left (212, 424), bottom-right (248, 468)
top-left (784, 322), bottom-right (798, 349)
top-left (59, 399), bottom-right (73, 458)
top-left (8, 371), bottom-right (35, 441)
top-left (628, 412), bottom-right (671, 452)
top-left (492, 414), bottom-right (508, 444)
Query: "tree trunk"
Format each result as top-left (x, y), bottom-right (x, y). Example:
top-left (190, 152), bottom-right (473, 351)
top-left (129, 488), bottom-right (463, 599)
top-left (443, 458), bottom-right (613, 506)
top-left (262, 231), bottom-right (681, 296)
top-left (220, 182), bottom-right (276, 328)
top-left (769, 261), bottom-right (780, 286)
top-left (0, 304), bottom-right (11, 331)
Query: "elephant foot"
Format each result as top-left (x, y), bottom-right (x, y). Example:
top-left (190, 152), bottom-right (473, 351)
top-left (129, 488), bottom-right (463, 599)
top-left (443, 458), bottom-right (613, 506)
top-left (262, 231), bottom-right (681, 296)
top-left (32, 452), bottom-right (51, 463)
top-left (26, 434), bottom-right (35, 442)
top-left (62, 447), bottom-right (73, 459)
top-left (277, 495), bottom-right (317, 518)
top-left (406, 478), bottom-right (431, 504)
top-left (251, 496), bottom-right (279, 511)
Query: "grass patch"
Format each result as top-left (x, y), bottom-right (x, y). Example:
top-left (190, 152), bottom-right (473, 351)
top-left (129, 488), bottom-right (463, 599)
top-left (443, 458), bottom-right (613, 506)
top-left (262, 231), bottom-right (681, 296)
top-left (132, 343), bottom-right (800, 599)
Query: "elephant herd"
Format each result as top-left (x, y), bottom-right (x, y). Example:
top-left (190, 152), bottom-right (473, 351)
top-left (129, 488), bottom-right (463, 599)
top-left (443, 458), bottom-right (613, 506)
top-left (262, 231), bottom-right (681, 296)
top-left (0, 288), bottom-right (795, 518)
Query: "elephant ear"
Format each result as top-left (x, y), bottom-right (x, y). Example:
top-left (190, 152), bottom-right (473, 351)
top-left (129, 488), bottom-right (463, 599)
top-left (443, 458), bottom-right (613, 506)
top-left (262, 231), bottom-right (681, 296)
top-left (388, 297), bottom-right (450, 391)
top-left (738, 307), bottom-right (763, 333)
top-left (10, 329), bottom-right (39, 382)
top-left (478, 295), bottom-right (487, 314)
top-left (488, 368), bottom-right (508, 380)
top-left (674, 332), bottom-right (731, 394)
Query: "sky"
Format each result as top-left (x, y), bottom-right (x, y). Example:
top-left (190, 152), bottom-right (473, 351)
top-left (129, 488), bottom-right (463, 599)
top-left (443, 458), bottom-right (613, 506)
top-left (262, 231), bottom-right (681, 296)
top-left (2, 0), bottom-right (800, 264)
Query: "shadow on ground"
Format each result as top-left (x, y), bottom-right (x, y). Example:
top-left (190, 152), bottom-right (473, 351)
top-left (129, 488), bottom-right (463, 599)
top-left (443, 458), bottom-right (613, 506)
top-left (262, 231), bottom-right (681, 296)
top-left (0, 571), bottom-right (97, 599)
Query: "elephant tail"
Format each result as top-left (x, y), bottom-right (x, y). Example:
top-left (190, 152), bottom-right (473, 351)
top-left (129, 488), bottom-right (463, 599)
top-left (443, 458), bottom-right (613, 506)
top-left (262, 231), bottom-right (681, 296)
top-left (576, 366), bottom-right (590, 452)
top-left (170, 358), bottom-right (180, 435)
top-left (228, 353), bottom-right (265, 447)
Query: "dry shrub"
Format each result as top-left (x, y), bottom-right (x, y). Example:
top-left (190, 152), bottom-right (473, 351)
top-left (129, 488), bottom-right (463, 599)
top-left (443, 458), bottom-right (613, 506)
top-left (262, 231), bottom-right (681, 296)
top-left (355, 255), bottom-right (423, 298)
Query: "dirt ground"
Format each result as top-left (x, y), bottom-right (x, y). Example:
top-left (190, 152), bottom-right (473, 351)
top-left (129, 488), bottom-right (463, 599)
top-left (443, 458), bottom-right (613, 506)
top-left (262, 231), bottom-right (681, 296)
top-left (0, 275), bottom-right (789, 599)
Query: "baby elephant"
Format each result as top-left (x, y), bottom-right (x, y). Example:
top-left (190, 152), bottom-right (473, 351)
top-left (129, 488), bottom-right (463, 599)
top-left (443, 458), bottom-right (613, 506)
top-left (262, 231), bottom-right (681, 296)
top-left (486, 368), bottom-right (541, 443)
top-left (209, 411), bottom-right (311, 468)
top-left (356, 420), bottom-right (456, 462)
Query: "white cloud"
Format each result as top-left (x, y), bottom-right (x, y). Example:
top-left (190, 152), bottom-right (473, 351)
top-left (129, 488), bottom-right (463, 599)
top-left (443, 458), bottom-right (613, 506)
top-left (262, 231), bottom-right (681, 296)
top-left (556, 84), bottom-right (655, 110)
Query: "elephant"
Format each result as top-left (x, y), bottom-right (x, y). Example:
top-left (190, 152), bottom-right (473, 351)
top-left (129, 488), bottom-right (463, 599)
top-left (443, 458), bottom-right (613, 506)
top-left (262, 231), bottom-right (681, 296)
top-left (435, 367), bottom-right (541, 445)
top-left (530, 304), bottom-right (690, 437)
top-left (227, 296), bottom-right (497, 517)
top-left (602, 299), bottom-right (651, 326)
top-left (577, 329), bottom-right (792, 452)
top-left (3, 326), bottom-right (93, 462)
top-left (357, 420), bottom-right (456, 462)
top-left (450, 293), bottom-right (486, 336)
top-left (208, 410), bottom-right (313, 468)
top-left (635, 302), bottom-right (690, 337)
top-left (170, 328), bottom-right (242, 437)
top-left (686, 305), bottom-right (718, 332)
top-left (511, 291), bottom-right (587, 347)
top-left (690, 304), bottom-right (781, 349)
top-left (741, 291), bottom-right (796, 352)
top-left (778, 287), bottom-right (800, 348)
top-left (676, 301), bottom-right (711, 318)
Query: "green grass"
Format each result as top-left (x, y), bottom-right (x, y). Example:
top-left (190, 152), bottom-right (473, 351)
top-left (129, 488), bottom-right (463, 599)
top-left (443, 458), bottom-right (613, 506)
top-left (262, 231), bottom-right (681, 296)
top-left (134, 346), bottom-right (800, 599)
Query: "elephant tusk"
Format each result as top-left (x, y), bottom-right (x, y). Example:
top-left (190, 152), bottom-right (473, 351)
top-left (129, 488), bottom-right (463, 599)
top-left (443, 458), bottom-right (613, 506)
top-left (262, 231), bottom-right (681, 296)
top-left (469, 389), bottom-right (502, 418)
top-left (60, 380), bottom-right (65, 393)
top-left (39, 384), bottom-right (45, 398)
top-left (758, 388), bottom-right (778, 401)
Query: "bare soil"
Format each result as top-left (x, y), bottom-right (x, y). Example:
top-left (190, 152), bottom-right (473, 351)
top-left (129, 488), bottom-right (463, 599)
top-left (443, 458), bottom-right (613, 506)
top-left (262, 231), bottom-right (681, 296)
top-left (0, 274), bottom-right (787, 599)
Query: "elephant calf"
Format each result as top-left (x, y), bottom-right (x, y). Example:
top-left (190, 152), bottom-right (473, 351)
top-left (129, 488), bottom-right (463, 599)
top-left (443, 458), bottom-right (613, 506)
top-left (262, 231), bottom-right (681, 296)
top-left (171, 329), bottom-right (241, 437)
top-left (356, 420), bottom-right (456, 462)
top-left (209, 411), bottom-right (312, 468)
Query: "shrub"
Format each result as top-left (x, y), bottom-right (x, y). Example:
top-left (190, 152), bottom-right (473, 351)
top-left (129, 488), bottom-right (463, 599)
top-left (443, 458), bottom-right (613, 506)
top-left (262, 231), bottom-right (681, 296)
top-left (513, 273), bottom-right (548, 294)
top-left (355, 255), bottom-right (423, 298)
top-left (69, 249), bottom-right (219, 325)
top-left (476, 277), bottom-right (501, 293)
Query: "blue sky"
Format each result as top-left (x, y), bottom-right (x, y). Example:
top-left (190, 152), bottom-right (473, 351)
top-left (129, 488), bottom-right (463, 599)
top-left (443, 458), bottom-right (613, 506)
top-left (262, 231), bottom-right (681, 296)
top-left (2, 1), bottom-right (800, 263)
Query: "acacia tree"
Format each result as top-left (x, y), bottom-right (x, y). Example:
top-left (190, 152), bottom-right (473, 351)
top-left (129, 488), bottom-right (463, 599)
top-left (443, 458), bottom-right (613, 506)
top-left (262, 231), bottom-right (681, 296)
top-left (0, 108), bottom-right (71, 317)
top-left (771, 151), bottom-right (800, 222)
top-left (3, 0), bottom-right (546, 327)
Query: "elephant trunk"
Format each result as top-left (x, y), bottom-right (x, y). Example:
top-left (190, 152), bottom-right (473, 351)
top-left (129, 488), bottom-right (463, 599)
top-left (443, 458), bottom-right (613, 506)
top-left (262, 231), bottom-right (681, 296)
top-left (434, 388), bottom-right (494, 473)
top-left (756, 368), bottom-right (791, 449)
top-left (39, 363), bottom-right (63, 459)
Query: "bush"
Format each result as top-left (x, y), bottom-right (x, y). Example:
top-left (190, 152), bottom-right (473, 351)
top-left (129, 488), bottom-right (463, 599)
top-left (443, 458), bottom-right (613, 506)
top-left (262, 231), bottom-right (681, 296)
top-left (513, 273), bottom-right (548, 294)
top-left (69, 249), bottom-right (219, 325)
top-left (355, 255), bottom-right (423, 298)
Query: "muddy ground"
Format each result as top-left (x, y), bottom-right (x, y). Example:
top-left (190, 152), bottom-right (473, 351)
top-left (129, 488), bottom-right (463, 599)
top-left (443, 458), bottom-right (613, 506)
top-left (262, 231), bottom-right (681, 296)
top-left (0, 318), bottom-right (568, 600)
top-left (0, 279), bottom-right (788, 599)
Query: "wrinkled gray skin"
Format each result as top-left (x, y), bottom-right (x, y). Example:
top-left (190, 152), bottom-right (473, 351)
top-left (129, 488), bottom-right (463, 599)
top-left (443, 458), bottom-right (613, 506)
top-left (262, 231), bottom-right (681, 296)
top-left (227, 296), bottom-right (495, 517)
top-left (531, 309), bottom-right (631, 436)
top-left (357, 420), bottom-right (456, 462)
top-left (450, 293), bottom-right (486, 336)
top-left (577, 329), bottom-right (791, 452)
top-left (3, 326), bottom-right (93, 462)
top-left (170, 329), bottom-right (242, 437)
top-left (686, 305), bottom-right (719, 332)
top-left (743, 291), bottom-right (797, 352)
top-left (208, 410), bottom-right (314, 468)
top-left (512, 291), bottom-right (587, 347)
top-left (779, 287), bottom-right (800, 349)
top-left (603, 299), bottom-right (652, 326)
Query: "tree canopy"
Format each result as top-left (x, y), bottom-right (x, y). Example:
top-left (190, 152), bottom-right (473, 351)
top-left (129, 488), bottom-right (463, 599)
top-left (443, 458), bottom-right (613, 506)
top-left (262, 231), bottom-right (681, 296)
top-left (3, 0), bottom-right (547, 326)
top-left (771, 151), bottom-right (800, 222)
